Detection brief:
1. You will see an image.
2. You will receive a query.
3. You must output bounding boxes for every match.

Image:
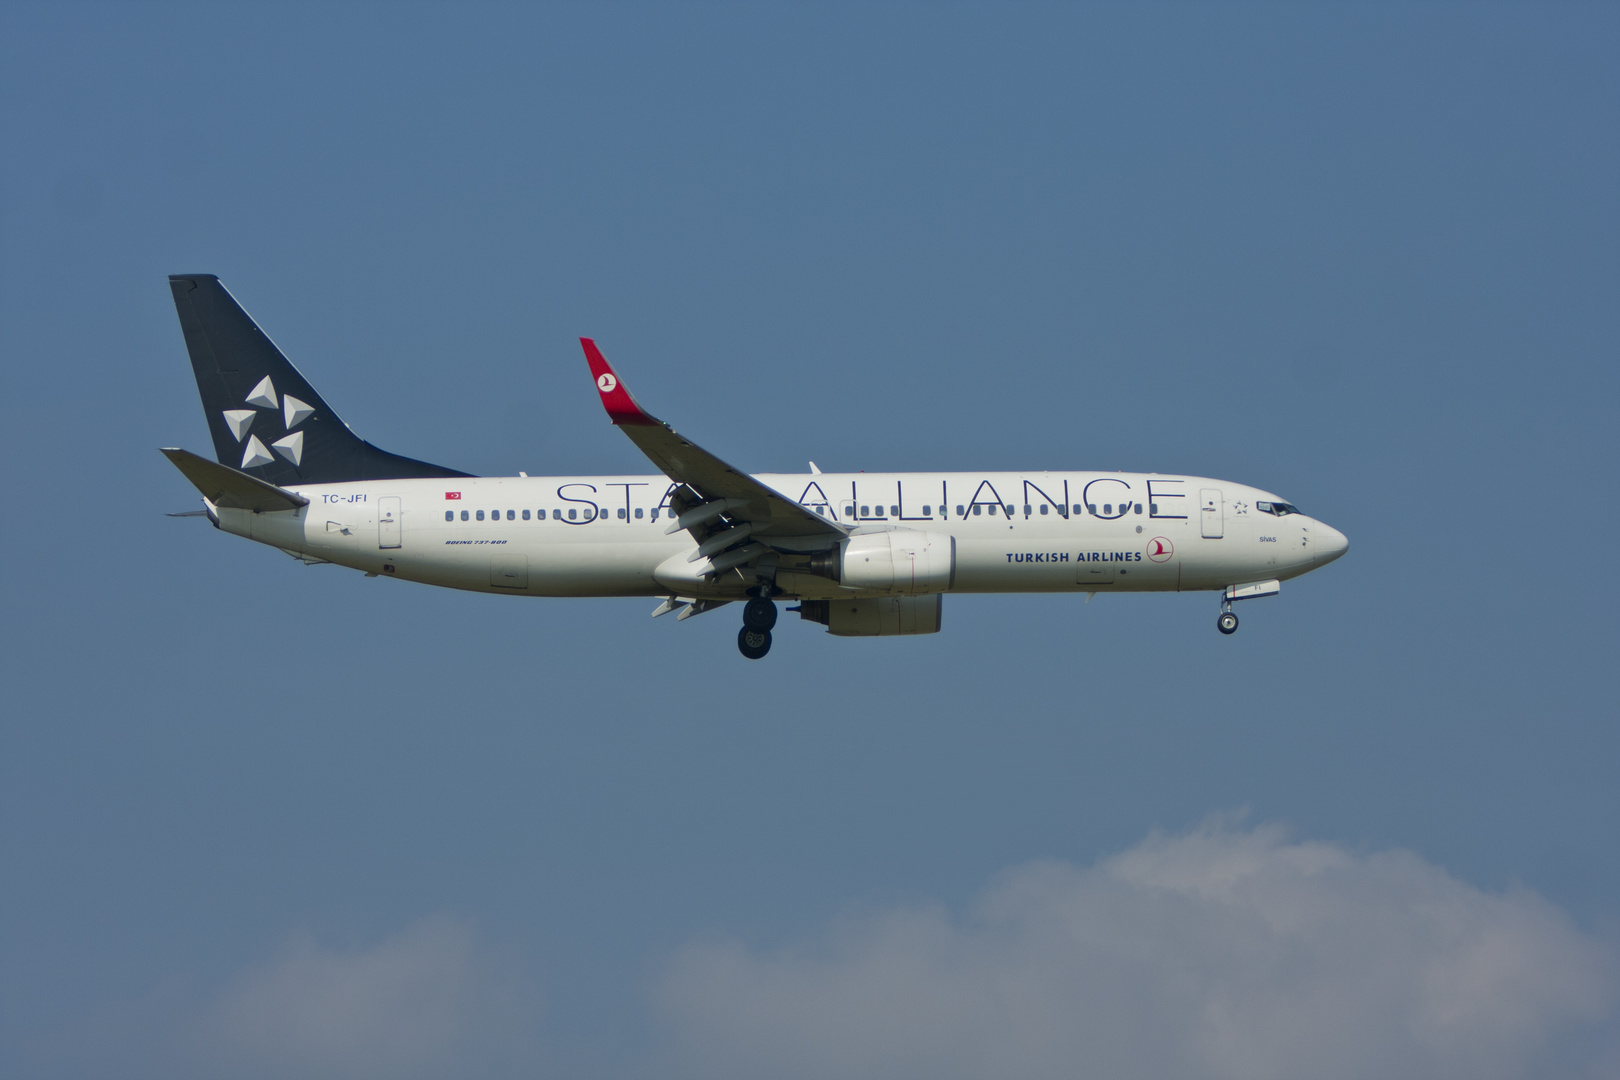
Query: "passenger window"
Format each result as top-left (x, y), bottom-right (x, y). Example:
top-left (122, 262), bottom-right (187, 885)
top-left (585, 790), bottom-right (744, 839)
top-left (507, 510), bottom-right (515, 520)
top-left (1103, 504), bottom-right (1112, 515)
top-left (568, 508), bottom-right (577, 520)
top-left (476, 510), bottom-right (485, 520)
top-left (861, 506), bottom-right (869, 516)
top-left (890, 506), bottom-right (899, 515)
top-left (1005, 505), bottom-right (1014, 515)
top-left (461, 510), bottom-right (469, 521)
top-left (956, 505), bottom-right (964, 516)
top-left (1150, 503), bottom-right (1158, 515)
top-left (635, 508), bottom-right (643, 519)
top-left (1073, 505), bottom-right (1083, 515)
top-left (973, 505), bottom-right (981, 516)
top-left (1024, 505), bottom-right (1032, 515)
top-left (922, 506), bottom-right (932, 516)
top-left (537, 509), bottom-right (546, 519)
top-left (445, 510), bottom-right (453, 521)
top-left (816, 506), bottom-right (826, 516)
top-left (650, 509), bottom-right (659, 520)
top-left (522, 509), bottom-right (530, 520)
top-left (1039, 504), bottom-right (1049, 515)
top-left (617, 508), bottom-right (626, 519)
top-left (1134, 503), bottom-right (1143, 514)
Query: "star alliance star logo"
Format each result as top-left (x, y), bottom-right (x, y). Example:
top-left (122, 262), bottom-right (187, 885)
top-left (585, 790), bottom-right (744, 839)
top-left (222, 376), bottom-right (314, 468)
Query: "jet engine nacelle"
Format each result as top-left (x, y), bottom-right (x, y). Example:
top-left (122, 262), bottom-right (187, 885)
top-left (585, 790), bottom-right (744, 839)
top-left (811, 531), bottom-right (956, 594)
top-left (798, 595), bottom-right (944, 637)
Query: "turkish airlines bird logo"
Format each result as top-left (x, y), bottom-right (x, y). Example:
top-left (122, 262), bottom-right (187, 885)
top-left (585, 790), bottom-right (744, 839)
top-left (1146, 537), bottom-right (1174, 562)
top-left (597, 373), bottom-right (617, 393)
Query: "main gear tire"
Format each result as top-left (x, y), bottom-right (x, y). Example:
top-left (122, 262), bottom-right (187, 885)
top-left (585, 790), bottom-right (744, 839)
top-left (738, 626), bottom-right (772, 659)
top-left (743, 597), bottom-right (778, 631)
top-left (1217, 611), bottom-right (1239, 635)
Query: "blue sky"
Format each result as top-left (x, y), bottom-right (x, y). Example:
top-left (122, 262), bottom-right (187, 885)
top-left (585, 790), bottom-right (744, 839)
top-left (2, 4), bottom-right (1616, 1077)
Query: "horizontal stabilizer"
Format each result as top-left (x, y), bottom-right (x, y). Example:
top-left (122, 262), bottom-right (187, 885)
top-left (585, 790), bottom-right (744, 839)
top-left (161, 447), bottom-right (309, 512)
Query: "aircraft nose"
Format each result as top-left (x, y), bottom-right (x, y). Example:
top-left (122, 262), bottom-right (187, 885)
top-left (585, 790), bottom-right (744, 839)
top-left (1315, 522), bottom-right (1349, 565)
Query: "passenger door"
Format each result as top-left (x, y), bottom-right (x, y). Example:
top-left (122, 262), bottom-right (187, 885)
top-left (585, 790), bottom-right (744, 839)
top-left (1200, 489), bottom-right (1223, 539)
top-left (378, 497), bottom-right (402, 549)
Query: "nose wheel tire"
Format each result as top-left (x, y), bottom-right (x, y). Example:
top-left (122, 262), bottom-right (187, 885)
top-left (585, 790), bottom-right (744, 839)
top-left (743, 597), bottom-right (778, 631)
top-left (738, 626), bottom-right (772, 659)
top-left (1217, 611), bottom-right (1239, 635)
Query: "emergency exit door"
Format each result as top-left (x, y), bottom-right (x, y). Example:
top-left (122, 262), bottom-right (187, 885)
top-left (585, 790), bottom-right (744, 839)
top-left (378, 497), bottom-right (402, 549)
top-left (1200, 489), bottom-right (1223, 539)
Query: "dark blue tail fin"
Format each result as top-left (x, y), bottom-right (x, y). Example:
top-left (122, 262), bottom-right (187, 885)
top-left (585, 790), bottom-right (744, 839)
top-left (169, 275), bottom-right (471, 485)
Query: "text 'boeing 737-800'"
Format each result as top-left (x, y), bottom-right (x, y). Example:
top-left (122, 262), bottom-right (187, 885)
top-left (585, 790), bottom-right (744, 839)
top-left (161, 275), bottom-right (1348, 659)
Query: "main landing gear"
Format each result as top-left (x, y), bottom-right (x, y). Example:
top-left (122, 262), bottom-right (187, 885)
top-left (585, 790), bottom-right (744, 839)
top-left (1217, 609), bottom-right (1239, 635)
top-left (738, 589), bottom-right (778, 659)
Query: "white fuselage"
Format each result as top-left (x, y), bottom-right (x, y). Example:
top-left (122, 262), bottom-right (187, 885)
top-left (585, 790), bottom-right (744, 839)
top-left (216, 469), bottom-right (1347, 600)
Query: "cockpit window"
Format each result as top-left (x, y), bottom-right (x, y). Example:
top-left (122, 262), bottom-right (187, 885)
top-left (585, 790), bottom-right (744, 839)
top-left (1257, 501), bottom-right (1301, 517)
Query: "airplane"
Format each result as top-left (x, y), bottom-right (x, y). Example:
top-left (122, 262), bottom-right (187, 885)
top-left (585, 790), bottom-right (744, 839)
top-left (161, 274), bottom-right (1349, 659)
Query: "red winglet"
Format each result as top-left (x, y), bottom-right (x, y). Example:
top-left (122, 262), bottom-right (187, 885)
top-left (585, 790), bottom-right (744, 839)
top-left (580, 338), bottom-right (658, 426)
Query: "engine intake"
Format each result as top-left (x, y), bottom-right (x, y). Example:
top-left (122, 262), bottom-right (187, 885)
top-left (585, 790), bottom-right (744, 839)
top-left (808, 531), bottom-right (955, 593)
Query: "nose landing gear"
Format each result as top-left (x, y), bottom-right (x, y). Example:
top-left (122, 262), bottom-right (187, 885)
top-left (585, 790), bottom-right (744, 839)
top-left (1215, 579), bottom-right (1279, 635)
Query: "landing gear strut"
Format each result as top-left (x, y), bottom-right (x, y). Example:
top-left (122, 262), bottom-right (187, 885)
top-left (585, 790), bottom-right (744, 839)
top-left (738, 584), bottom-right (778, 659)
top-left (1217, 598), bottom-right (1239, 635)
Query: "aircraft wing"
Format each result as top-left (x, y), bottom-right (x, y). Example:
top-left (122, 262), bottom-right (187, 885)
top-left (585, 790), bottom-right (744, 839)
top-left (580, 339), bottom-right (845, 550)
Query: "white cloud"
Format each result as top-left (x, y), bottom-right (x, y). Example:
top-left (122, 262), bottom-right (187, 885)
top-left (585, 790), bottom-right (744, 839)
top-left (184, 915), bottom-right (541, 1080)
top-left (653, 818), bottom-right (1617, 1080)
top-left (30, 917), bottom-right (547, 1080)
